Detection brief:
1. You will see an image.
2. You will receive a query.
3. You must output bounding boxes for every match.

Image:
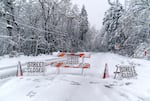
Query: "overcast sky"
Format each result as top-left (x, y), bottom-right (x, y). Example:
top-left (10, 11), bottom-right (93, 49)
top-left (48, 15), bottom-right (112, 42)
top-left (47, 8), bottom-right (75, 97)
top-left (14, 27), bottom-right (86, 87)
top-left (71, 0), bottom-right (125, 30)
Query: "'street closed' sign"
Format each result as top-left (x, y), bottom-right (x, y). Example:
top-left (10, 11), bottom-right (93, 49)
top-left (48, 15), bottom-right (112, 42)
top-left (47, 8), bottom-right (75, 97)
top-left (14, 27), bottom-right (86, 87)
top-left (26, 62), bottom-right (45, 75)
top-left (114, 65), bottom-right (137, 79)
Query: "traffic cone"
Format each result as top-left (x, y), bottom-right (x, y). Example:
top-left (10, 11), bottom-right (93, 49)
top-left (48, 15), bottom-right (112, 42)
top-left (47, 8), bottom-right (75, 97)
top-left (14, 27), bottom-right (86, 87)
top-left (103, 63), bottom-right (109, 79)
top-left (144, 50), bottom-right (147, 56)
top-left (16, 61), bottom-right (23, 76)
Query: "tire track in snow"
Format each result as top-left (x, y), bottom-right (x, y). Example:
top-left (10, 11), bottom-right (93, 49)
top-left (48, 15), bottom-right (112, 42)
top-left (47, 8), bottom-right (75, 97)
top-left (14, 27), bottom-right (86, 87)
top-left (102, 85), bottom-right (131, 101)
top-left (120, 87), bottom-right (149, 101)
top-left (104, 85), bottom-right (144, 101)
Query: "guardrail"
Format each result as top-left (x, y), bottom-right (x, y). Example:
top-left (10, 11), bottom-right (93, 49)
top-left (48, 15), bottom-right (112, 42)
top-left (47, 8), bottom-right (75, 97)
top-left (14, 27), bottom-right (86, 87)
top-left (0, 63), bottom-right (27, 70)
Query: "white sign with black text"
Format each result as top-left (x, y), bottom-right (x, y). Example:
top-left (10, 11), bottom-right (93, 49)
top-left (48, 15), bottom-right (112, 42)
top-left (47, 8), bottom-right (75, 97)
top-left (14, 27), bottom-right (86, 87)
top-left (114, 65), bottom-right (137, 79)
top-left (26, 62), bottom-right (45, 76)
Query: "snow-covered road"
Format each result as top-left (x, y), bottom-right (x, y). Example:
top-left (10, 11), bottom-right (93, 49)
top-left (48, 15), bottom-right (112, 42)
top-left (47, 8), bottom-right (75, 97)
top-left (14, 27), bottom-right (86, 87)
top-left (0, 74), bottom-right (149, 101)
top-left (0, 53), bottom-right (150, 101)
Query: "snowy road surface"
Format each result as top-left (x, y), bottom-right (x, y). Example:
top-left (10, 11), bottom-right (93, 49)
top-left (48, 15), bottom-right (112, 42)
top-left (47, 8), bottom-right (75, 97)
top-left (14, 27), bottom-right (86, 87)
top-left (0, 53), bottom-right (150, 101)
top-left (0, 75), bottom-right (149, 101)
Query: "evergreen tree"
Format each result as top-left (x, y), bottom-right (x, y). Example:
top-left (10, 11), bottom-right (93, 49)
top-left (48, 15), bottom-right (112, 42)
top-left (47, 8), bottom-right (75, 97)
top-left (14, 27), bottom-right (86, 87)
top-left (79, 5), bottom-right (89, 51)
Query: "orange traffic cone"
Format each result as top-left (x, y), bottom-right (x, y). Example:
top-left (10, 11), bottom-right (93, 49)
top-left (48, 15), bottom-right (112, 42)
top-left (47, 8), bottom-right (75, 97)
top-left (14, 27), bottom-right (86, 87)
top-left (16, 61), bottom-right (23, 76)
top-left (103, 63), bottom-right (109, 79)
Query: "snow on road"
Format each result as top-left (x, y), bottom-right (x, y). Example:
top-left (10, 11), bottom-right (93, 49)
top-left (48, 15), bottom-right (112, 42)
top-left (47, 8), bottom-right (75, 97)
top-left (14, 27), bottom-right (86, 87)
top-left (0, 75), bottom-right (139, 101)
top-left (0, 53), bottom-right (150, 101)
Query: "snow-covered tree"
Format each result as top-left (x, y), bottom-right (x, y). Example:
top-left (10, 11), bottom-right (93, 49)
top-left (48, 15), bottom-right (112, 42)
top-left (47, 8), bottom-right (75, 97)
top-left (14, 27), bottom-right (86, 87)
top-left (0, 0), bottom-right (92, 56)
top-left (78, 5), bottom-right (89, 51)
top-left (120, 0), bottom-right (150, 56)
top-left (0, 0), bottom-right (19, 56)
top-left (86, 26), bottom-right (99, 51)
top-left (98, 0), bottom-right (124, 52)
top-left (79, 5), bottom-right (88, 41)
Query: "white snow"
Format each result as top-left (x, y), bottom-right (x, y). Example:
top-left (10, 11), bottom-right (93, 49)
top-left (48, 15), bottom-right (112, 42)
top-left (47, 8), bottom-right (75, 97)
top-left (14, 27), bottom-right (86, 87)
top-left (0, 52), bottom-right (150, 101)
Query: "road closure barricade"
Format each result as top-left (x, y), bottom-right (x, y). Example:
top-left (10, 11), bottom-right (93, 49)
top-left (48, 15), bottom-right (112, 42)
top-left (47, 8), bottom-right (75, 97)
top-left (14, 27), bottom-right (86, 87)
top-left (49, 52), bottom-right (91, 75)
top-left (0, 53), bottom-right (90, 78)
top-left (19, 52), bottom-right (91, 76)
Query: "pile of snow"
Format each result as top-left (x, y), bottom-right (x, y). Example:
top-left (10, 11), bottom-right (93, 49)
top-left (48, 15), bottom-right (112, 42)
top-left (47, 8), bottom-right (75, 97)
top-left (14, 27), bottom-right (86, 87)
top-left (0, 52), bottom-right (150, 101)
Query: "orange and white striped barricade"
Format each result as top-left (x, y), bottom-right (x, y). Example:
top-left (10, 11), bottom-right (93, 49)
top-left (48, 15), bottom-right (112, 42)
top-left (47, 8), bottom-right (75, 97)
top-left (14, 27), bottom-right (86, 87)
top-left (49, 52), bottom-right (91, 75)
top-left (57, 52), bottom-right (91, 59)
top-left (57, 52), bottom-right (66, 57)
top-left (50, 61), bottom-right (65, 74)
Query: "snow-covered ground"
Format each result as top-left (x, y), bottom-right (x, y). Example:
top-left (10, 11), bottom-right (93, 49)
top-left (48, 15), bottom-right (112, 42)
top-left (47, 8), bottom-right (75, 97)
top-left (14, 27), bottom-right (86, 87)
top-left (0, 52), bottom-right (150, 101)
